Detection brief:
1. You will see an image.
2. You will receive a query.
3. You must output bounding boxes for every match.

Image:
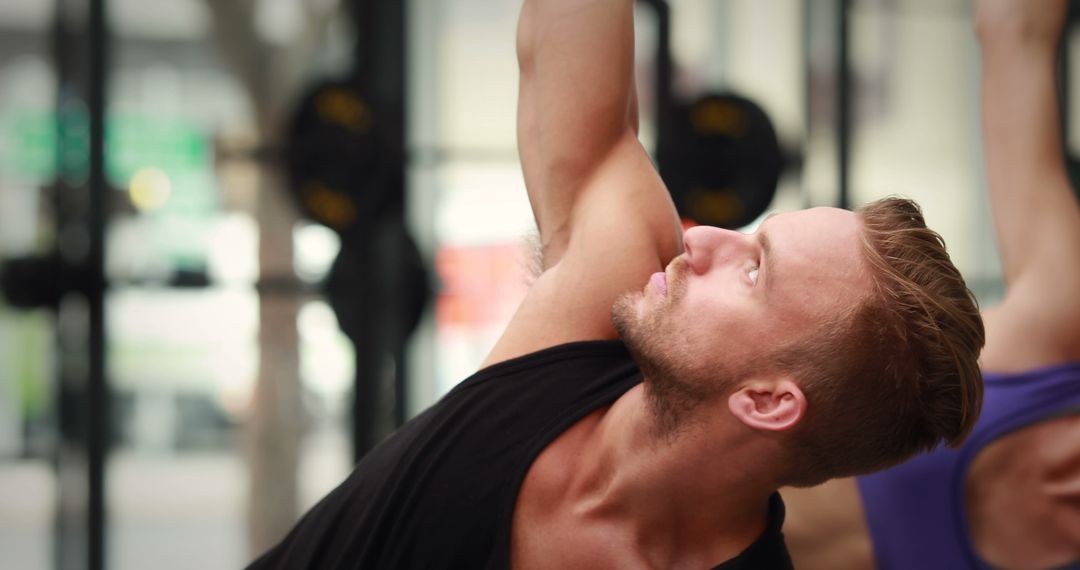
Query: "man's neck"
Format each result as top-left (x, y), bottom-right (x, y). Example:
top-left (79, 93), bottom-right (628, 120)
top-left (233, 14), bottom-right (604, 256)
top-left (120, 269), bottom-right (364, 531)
top-left (564, 383), bottom-right (777, 567)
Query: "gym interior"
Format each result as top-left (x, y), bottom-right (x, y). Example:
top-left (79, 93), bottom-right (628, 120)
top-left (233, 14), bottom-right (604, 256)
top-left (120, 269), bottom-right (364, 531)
top-left (0, 0), bottom-right (1072, 568)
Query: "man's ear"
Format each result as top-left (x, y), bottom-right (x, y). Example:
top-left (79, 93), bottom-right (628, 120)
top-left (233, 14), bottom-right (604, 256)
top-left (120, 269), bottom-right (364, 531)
top-left (727, 378), bottom-right (806, 431)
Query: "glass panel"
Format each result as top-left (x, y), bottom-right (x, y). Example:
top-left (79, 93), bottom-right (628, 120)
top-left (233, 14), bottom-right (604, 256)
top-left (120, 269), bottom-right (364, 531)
top-left (407, 0), bottom-right (532, 410)
top-left (105, 0), bottom-right (354, 566)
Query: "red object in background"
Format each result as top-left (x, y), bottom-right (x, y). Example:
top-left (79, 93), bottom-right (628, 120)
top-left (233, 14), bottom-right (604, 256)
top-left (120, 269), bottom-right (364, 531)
top-left (435, 243), bottom-right (531, 331)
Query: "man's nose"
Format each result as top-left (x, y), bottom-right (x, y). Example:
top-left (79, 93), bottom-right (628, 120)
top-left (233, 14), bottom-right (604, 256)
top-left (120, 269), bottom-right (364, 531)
top-left (683, 225), bottom-right (749, 273)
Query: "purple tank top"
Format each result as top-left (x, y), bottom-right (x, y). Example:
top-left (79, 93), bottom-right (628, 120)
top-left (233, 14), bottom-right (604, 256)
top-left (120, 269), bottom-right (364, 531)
top-left (856, 361), bottom-right (1080, 570)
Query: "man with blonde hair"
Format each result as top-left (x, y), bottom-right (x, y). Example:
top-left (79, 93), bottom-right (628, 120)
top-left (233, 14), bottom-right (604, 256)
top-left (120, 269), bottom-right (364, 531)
top-left (249, 1), bottom-right (983, 568)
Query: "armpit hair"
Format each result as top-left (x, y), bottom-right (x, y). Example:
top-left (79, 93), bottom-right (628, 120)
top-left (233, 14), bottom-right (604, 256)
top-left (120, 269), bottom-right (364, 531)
top-left (523, 229), bottom-right (543, 286)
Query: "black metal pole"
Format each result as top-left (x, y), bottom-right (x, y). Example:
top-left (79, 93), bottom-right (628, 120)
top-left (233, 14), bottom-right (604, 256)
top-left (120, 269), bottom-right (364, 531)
top-left (87, 0), bottom-right (109, 567)
top-left (348, 0), bottom-right (409, 460)
top-left (837, 0), bottom-right (852, 210)
top-left (352, 237), bottom-right (378, 460)
top-left (385, 0), bottom-right (408, 431)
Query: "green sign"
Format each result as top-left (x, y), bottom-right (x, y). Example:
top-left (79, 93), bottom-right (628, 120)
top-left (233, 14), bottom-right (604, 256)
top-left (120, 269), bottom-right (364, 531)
top-left (3, 109), bottom-right (215, 217)
top-left (4, 110), bottom-right (218, 269)
top-left (106, 114), bottom-right (209, 182)
top-left (5, 111), bottom-right (59, 180)
top-left (4, 109), bottom-right (210, 182)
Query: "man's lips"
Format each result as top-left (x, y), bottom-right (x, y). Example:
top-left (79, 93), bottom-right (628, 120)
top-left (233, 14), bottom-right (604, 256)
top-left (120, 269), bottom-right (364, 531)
top-left (650, 271), bottom-right (667, 297)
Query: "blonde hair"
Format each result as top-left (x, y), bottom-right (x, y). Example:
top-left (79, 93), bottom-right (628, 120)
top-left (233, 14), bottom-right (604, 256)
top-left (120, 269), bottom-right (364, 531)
top-left (779, 197), bottom-right (985, 487)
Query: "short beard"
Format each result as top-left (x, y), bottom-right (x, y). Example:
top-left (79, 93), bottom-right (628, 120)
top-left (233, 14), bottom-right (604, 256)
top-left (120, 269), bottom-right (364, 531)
top-left (612, 292), bottom-right (715, 439)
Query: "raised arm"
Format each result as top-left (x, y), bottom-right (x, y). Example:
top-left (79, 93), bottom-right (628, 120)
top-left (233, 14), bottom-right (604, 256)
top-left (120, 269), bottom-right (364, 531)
top-left (484, 0), bottom-right (682, 366)
top-left (976, 0), bottom-right (1080, 371)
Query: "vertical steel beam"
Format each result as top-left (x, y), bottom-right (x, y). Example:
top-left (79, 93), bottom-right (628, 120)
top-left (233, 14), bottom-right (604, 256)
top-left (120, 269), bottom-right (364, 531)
top-left (347, 0), bottom-right (409, 461)
top-left (52, 0), bottom-right (109, 567)
top-left (86, 0), bottom-right (108, 567)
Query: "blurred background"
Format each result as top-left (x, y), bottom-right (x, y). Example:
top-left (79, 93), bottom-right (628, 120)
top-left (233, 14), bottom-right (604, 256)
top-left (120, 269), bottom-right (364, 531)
top-left (0, 0), bottom-right (1076, 568)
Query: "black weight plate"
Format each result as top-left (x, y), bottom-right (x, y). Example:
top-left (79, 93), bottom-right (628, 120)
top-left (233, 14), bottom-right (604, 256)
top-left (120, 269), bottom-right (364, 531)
top-left (287, 80), bottom-right (389, 233)
top-left (659, 93), bottom-right (783, 229)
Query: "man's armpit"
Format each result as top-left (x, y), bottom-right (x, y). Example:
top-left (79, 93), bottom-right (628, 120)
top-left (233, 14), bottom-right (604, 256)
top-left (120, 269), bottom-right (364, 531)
top-left (523, 229), bottom-right (543, 286)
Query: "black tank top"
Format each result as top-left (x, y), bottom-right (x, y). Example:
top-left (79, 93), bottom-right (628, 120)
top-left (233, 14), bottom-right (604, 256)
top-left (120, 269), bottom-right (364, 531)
top-left (247, 341), bottom-right (792, 569)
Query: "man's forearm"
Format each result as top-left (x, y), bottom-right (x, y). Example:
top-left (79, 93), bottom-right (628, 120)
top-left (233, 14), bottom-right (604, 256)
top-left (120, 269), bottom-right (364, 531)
top-left (517, 0), bottom-right (639, 265)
